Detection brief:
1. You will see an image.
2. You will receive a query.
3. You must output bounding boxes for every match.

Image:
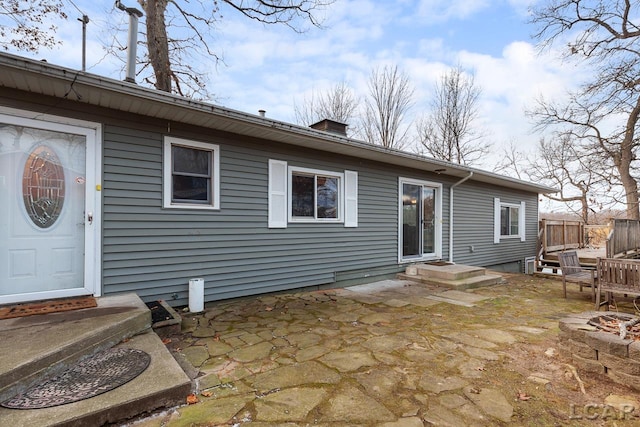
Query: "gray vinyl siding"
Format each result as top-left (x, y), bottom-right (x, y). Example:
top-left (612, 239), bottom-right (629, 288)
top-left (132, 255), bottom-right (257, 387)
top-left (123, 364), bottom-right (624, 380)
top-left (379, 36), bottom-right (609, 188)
top-left (451, 181), bottom-right (539, 272)
top-left (1, 88), bottom-right (545, 306)
top-left (102, 125), bottom-right (406, 305)
top-left (102, 122), bottom-right (540, 305)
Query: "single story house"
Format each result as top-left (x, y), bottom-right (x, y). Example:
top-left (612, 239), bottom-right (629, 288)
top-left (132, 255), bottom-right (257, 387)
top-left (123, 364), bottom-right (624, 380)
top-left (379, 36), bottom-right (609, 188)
top-left (0, 53), bottom-right (555, 307)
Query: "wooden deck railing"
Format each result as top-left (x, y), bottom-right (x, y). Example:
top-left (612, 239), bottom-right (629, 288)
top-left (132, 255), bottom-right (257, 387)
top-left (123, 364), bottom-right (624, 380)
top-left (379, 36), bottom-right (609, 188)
top-left (539, 219), bottom-right (585, 255)
top-left (606, 219), bottom-right (640, 258)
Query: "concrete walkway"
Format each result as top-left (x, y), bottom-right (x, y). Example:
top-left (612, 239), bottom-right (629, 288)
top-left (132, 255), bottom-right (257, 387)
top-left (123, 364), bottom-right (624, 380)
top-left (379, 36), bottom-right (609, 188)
top-left (134, 275), bottom-right (640, 426)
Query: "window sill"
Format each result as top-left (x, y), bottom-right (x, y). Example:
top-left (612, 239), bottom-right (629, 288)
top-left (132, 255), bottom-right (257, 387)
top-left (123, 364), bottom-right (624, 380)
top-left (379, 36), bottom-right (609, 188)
top-left (289, 218), bottom-right (343, 224)
top-left (163, 203), bottom-right (220, 211)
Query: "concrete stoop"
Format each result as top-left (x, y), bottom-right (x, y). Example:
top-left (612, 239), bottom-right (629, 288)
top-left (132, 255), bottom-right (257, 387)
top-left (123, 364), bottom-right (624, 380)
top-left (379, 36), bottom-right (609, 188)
top-left (0, 293), bottom-right (192, 426)
top-left (0, 332), bottom-right (192, 427)
top-left (399, 263), bottom-right (502, 290)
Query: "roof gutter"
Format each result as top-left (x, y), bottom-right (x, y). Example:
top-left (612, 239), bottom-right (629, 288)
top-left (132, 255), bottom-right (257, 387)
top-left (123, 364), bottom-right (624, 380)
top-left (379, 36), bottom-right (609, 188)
top-left (0, 52), bottom-right (558, 195)
top-left (449, 171), bottom-right (474, 263)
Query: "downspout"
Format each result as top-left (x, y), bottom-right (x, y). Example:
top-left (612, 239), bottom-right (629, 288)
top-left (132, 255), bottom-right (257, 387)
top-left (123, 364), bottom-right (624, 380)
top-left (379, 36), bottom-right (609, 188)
top-left (449, 171), bottom-right (473, 263)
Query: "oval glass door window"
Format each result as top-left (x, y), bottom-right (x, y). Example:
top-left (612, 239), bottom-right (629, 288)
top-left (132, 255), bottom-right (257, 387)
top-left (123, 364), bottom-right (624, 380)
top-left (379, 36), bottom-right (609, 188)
top-left (22, 145), bottom-right (65, 228)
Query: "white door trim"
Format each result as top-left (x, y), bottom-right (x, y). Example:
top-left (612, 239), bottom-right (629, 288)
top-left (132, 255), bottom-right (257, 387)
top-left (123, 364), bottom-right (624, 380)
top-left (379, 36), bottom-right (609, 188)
top-left (0, 107), bottom-right (102, 303)
top-left (398, 177), bottom-right (443, 263)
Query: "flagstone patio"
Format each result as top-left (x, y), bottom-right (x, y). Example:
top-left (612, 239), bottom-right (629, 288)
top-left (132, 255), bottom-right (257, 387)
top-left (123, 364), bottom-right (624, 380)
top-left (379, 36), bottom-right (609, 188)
top-left (133, 274), bottom-right (640, 426)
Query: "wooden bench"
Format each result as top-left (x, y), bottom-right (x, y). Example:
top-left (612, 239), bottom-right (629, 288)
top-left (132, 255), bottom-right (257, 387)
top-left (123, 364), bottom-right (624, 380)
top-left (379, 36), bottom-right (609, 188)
top-left (558, 251), bottom-right (596, 301)
top-left (596, 258), bottom-right (640, 310)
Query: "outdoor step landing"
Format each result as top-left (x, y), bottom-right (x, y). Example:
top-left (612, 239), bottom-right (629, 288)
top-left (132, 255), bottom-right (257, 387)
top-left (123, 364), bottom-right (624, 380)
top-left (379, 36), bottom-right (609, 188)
top-left (0, 293), bottom-right (151, 403)
top-left (407, 263), bottom-right (488, 281)
top-left (398, 272), bottom-right (503, 290)
top-left (0, 331), bottom-right (192, 427)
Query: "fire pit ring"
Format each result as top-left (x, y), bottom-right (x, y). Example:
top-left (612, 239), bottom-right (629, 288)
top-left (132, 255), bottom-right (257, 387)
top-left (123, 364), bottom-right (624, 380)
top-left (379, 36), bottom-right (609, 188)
top-left (588, 313), bottom-right (640, 340)
top-left (559, 312), bottom-right (640, 391)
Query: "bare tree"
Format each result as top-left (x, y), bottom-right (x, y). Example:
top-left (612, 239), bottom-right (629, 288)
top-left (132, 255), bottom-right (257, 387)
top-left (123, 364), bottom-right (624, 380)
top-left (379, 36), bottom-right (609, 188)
top-left (529, 0), bottom-right (640, 219)
top-left (294, 81), bottom-right (360, 135)
top-left (0, 0), bottom-right (67, 52)
top-left (360, 65), bottom-right (414, 149)
top-left (495, 136), bottom-right (619, 223)
top-left (135, 0), bottom-right (333, 97)
top-left (493, 140), bottom-right (527, 180)
top-left (1, 0), bottom-right (333, 98)
top-left (529, 136), bottom-right (610, 223)
top-left (417, 65), bottom-right (490, 165)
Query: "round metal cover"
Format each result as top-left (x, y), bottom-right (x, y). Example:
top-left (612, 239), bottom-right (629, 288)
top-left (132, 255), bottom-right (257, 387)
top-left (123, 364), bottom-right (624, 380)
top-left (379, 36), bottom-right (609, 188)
top-left (2, 348), bottom-right (151, 409)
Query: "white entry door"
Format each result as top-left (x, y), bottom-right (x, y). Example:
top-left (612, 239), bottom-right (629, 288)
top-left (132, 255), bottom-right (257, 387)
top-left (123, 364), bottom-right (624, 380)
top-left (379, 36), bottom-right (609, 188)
top-left (0, 112), bottom-right (100, 304)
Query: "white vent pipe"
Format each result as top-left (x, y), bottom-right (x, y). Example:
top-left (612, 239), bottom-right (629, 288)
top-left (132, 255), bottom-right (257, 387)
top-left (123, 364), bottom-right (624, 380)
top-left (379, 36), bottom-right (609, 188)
top-left (115, 1), bottom-right (143, 83)
top-left (188, 278), bottom-right (204, 313)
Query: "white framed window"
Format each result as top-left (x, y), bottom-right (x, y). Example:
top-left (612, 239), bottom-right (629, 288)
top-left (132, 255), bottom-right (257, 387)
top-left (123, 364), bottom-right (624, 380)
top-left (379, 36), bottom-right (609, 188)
top-left (494, 198), bottom-right (525, 243)
top-left (163, 137), bottom-right (220, 210)
top-left (289, 166), bottom-right (343, 223)
top-left (268, 160), bottom-right (357, 228)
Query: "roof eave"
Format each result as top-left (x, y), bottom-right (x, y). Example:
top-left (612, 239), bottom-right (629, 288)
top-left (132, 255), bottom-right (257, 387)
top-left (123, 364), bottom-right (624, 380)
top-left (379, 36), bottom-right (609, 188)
top-left (0, 53), bottom-right (557, 194)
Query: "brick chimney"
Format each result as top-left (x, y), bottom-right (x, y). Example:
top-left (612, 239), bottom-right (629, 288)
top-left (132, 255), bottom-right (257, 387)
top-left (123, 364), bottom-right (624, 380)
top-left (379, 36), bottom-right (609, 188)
top-left (309, 119), bottom-right (348, 136)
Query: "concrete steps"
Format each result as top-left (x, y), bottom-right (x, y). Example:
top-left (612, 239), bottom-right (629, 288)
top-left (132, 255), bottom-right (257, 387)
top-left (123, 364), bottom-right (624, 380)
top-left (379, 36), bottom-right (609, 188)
top-left (399, 263), bottom-right (502, 290)
top-left (0, 293), bottom-right (191, 426)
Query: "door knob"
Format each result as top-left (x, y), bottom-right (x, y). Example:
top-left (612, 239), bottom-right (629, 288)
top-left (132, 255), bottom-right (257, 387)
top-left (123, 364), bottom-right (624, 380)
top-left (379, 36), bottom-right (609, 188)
top-left (87, 212), bottom-right (93, 225)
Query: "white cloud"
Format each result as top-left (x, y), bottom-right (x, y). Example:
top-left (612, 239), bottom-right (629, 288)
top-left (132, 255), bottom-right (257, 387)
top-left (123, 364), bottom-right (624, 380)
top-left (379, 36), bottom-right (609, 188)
top-left (416, 0), bottom-right (491, 22)
top-left (0, 0), bottom-right (588, 171)
top-left (210, 2), bottom-right (582, 168)
top-left (505, 0), bottom-right (537, 16)
top-left (452, 40), bottom-right (580, 162)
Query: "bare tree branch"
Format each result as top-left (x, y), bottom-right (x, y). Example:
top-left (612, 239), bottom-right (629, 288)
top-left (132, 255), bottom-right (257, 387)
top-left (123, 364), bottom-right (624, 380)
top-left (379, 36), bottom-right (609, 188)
top-left (528, 136), bottom-right (612, 223)
top-left (529, 0), bottom-right (640, 219)
top-left (294, 81), bottom-right (360, 136)
top-left (359, 65), bottom-right (414, 149)
top-left (221, 0), bottom-right (331, 30)
top-left (0, 0), bottom-right (67, 52)
top-left (493, 140), bottom-right (527, 180)
top-left (130, 0), bottom-right (333, 97)
top-left (416, 65), bottom-right (490, 165)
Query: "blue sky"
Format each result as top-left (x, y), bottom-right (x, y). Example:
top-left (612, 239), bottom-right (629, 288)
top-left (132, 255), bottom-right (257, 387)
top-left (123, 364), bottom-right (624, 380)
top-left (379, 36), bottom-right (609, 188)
top-left (3, 0), bottom-right (579, 171)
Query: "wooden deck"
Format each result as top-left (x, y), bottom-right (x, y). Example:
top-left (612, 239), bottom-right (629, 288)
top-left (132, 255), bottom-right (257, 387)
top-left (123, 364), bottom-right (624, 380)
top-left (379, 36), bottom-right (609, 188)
top-left (543, 247), bottom-right (606, 268)
top-left (536, 219), bottom-right (640, 276)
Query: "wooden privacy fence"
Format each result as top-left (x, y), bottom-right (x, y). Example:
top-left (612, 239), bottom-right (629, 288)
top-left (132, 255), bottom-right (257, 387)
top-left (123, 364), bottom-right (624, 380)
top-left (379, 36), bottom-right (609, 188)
top-left (539, 220), bottom-right (585, 256)
top-left (606, 219), bottom-right (640, 258)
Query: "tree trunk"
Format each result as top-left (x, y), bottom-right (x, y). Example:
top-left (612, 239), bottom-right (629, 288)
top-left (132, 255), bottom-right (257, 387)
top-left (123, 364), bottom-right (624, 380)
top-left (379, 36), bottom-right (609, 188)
top-left (618, 100), bottom-right (640, 220)
top-left (619, 164), bottom-right (639, 219)
top-left (140, 0), bottom-right (172, 92)
top-left (580, 192), bottom-right (589, 224)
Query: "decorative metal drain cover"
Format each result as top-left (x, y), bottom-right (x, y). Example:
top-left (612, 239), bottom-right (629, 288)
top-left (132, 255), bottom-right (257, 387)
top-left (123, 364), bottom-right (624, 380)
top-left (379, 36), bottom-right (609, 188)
top-left (2, 348), bottom-right (151, 409)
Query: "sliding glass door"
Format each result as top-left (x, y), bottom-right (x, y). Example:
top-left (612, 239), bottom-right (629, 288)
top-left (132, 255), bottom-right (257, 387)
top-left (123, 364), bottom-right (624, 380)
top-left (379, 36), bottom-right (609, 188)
top-left (400, 179), bottom-right (441, 261)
